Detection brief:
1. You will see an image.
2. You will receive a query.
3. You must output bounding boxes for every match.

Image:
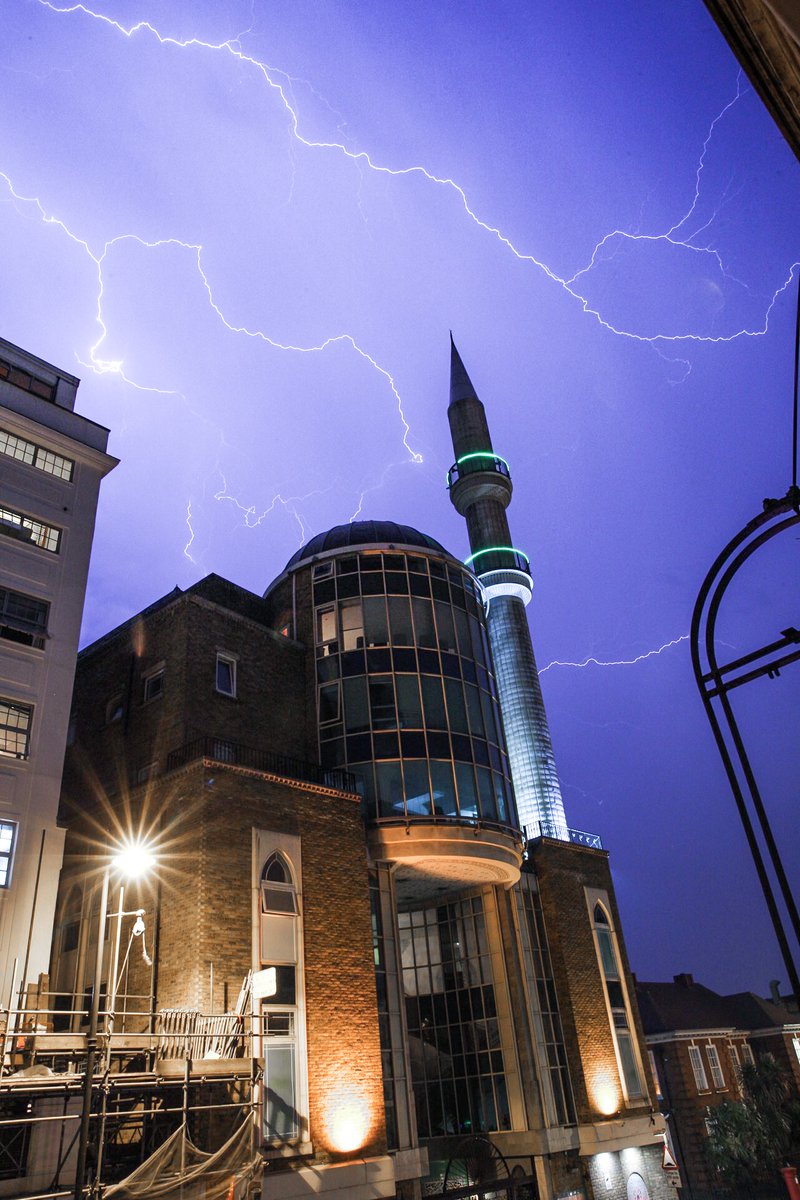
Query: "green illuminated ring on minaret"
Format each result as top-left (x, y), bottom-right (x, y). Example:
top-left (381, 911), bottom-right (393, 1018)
top-left (446, 451), bottom-right (511, 487)
top-left (464, 545), bottom-right (531, 573)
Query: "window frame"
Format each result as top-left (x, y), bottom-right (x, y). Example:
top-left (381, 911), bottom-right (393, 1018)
top-left (0, 700), bottom-right (33, 760)
top-left (0, 821), bottom-right (18, 887)
top-left (0, 587), bottom-right (49, 650)
top-left (0, 504), bottom-right (61, 554)
top-left (0, 427), bottom-right (74, 482)
top-left (588, 893), bottom-right (646, 1103)
top-left (688, 1044), bottom-right (710, 1092)
top-left (142, 667), bottom-right (165, 704)
top-left (215, 652), bottom-right (237, 698)
top-left (706, 1043), bottom-right (726, 1089)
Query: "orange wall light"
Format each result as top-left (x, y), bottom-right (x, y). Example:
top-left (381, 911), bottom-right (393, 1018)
top-left (324, 1089), bottom-right (372, 1154)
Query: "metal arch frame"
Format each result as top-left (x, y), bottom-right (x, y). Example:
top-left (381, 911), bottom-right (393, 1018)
top-left (690, 484), bottom-right (800, 998)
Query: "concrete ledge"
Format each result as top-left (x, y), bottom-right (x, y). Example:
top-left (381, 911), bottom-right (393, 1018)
top-left (262, 1154), bottom-right (395, 1198)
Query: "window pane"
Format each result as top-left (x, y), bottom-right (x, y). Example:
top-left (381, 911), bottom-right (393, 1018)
top-left (479, 689), bottom-right (498, 743)
top-left (369, 676), bottom-right (396, 730)
top-left (376, 761), bottom-right (404, 816)
top-left (343, 676), bottom-right (369, 733)
top-left (403, 761), bottom-right (431, 816)
top-left (477, 767), bottom-right (497, 820)
top-left (596, 928), bottom-right (619, 979)
top-left (318, 683), bottom-right (340, 723)
top-left (465, 685), bottom-right (484, 737)
top-left (264, 1045), bottom-right (298, 1141)
top-left (412, 598), bottom-right (437, 648)
top-left (216, 656), bottom-right (235, 695)
top-left (340, 601), bottom-right (364, 651)
top-left (444, 679), bottom-right (468, 734)
top-left (363, 597), bottom-right (389, 646)
top-left (618, 1032), bottom-right (643, 1096)
top-left (422, 676), bottom-right (447, 729)
top-left (455, 763), bottom-right (478, 818)
top-left (431, 763), bottom-right (455, 820)
top-left (0, 701), bottom-right (32, 759)
top-left (388, 597), bottom-right (413, 645)
top-left (396, 675), bottom-right (423, 729)
top-left (316, 606), bottom-right (336, 644)
top-left (434, 602), bottom-right (457, 653)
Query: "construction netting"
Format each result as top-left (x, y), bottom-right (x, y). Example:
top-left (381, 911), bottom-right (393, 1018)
top-left (104, 1117), bottom-right (262, 1200)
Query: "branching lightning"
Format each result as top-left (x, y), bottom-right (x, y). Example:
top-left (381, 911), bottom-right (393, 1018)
top-left (0, 170), bottom-right (422, 464)
top-left (33, 1), bottom-right (800, 346)
top-left (538, 634), bottom-right (690, 675)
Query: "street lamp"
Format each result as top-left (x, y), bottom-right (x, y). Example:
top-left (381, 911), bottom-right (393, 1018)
top-left (73, 839), bottom-right (156, 1200)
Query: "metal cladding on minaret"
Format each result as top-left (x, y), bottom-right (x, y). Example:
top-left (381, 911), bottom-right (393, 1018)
top-left (446, 337), bottom-right (570, 843)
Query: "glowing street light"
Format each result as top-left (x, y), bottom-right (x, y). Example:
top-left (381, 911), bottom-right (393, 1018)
top-left (73, 839), bottom-right (156, 1200)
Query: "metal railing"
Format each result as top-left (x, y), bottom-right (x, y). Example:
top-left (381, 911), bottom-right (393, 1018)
top-left (568, 827), bottom-right (603, 850)
top-left (370, 812), bottom-right (526, 847)
top-left (447, 453), bottom-right (511, 489)
top-left (165, 736), bottom-right (357, 794)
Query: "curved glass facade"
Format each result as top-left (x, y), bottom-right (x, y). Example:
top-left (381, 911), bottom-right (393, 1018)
top-left (311, 548), bottom-right (517, 828)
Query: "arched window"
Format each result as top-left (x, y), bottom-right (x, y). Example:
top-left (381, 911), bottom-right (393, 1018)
top-left (261, 853), bottom-right (297, 915)
top-left (591, 896), bottom-right (643, 1099)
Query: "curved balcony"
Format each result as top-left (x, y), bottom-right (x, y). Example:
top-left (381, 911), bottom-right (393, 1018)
top-left (447, 453), bottom-right (513, 515)
top-left (447, 452), bottom-right (511, 489)
top-left (368, 814), bottom-right (524, 902)
top-left (465, 545), bottom-right (531, 577)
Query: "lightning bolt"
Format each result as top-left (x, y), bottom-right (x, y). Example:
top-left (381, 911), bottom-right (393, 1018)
top-left (33, 1), bottom-right (800, 346)
top-left (0, 170), bottom-right (423, 465)
top-left (538, 634), bottom-right (690, 675)
top-left (212, 474), bottom-right (336, 546)
top-left (183, 502), bottom-right (197, 563)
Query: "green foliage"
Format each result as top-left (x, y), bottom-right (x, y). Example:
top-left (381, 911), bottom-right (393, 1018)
top-left (707, 1054), bottom-right (800, 1185)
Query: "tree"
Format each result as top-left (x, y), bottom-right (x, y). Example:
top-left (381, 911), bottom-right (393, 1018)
top-left (708, 1054), bottom-right (800, 1187)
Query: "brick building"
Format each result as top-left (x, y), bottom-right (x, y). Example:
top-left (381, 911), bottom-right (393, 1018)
top-left (31, 342), bottom-right (676, 1200)
top-left (636, 972), bottom-right (800, 1196)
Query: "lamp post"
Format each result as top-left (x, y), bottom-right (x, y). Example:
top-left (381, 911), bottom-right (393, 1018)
top-left (73, 840), bottom-right (155, 1200)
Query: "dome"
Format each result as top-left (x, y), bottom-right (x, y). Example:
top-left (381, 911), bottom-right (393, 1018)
top-left (283, 520), bottom-right (452, 571)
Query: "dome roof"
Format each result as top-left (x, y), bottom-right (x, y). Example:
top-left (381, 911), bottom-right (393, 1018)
top-left (284, 520), bottom-right (452, 570)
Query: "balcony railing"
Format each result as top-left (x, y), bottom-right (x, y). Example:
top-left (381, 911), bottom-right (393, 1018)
top-left (568, 827), bottom-right (603, 850)
top-left (447, 452), bottom-right (511, 489)
top-left (370, 812), bottom-right (525, 846)
top-left (464, 545), bottom-right (531, 576)
top-left (165, 737), bottom-right (358, 794)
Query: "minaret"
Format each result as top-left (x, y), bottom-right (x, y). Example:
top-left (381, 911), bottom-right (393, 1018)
top-left (447, 336), bottom-right (569, 841)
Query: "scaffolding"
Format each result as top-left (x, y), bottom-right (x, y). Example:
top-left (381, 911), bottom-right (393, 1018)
top-left (0, 979), bottom-right (261, 1200)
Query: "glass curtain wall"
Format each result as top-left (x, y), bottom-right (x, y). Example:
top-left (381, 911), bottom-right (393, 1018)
top-left (312, 549), bottom-right (516, 827)
top-left (399, 895), bottom-right (511, 1138)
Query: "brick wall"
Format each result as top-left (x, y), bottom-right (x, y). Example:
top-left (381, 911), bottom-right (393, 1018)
top-left (530, 839), bottom-right (656, 1126)
top-left (61, 586), bottom-right (309, 817)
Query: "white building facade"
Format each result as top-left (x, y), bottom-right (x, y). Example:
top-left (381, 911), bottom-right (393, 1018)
top-left (0, 337), bottom-right (116, 1007)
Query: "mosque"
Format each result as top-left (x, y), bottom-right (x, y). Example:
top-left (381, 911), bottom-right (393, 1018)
top-left (41, 341), bottom-right (673, 1199)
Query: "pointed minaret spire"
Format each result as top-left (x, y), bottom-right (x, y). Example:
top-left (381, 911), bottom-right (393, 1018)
top-left (446, 337), bottom-right (569, 842)
top-left (449, 333), bottom-right (482, 409)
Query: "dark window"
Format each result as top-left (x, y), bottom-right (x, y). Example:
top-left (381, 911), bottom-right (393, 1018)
top-left (143, 670), bottom-right (164, 703)
top-left (0, 587), bottom-right (49, 649)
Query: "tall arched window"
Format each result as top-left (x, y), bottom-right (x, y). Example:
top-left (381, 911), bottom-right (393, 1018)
top-left (259, 848), bottom-right (301, 1143)
top-left (592, 900), bottom-right (644, 1100)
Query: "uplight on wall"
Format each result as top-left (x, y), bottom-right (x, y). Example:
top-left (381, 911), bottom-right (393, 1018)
top-left (325, 1090), bottom-right (371, 1153)
top-left (592, 1078), bottom-right (621, 1116)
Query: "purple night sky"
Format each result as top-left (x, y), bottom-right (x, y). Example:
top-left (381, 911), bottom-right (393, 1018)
top-left (2, 0), bottom-right (798, 994)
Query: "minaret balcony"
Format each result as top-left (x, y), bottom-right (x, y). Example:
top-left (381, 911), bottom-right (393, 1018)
top-left (368, 815), bottom-right (524, 902)
top-left (465, 545), bottom-right (531, 577)
top-left (447, 453), bottom-right (513, 513)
